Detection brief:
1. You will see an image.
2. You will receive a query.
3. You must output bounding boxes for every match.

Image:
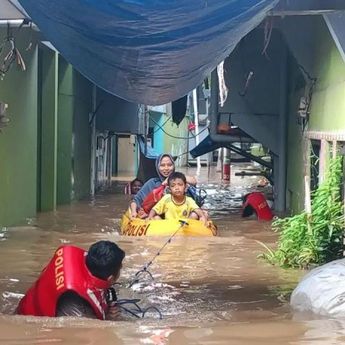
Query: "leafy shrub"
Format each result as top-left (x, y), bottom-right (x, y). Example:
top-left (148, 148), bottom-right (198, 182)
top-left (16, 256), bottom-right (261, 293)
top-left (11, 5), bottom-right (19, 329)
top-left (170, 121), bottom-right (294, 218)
top-left (260, 156), bottom-right (344, 268)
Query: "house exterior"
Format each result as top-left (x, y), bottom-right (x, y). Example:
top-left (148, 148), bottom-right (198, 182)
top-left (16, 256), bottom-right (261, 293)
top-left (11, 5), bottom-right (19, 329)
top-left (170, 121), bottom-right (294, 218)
top-left (1, 1), bottom-right (345, 226)
top-left (212, 10), bottom-right (345, 214)
top-left (0, 23), bottom-right (174, 227)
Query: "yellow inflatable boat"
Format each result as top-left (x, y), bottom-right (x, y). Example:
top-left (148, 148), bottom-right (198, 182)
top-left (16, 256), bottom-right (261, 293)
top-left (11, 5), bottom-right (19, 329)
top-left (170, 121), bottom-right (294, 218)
top-left (120, 213), bottom-right (217, 237)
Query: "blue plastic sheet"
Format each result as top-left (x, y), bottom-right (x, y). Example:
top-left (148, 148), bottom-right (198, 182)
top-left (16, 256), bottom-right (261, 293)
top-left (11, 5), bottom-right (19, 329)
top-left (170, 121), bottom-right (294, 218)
top-left (19, 0), bottom-right (278, 105)
top-left (138, 135), bottom-right (159, 159)
top-left (190, 135), bottom-right (221, 158)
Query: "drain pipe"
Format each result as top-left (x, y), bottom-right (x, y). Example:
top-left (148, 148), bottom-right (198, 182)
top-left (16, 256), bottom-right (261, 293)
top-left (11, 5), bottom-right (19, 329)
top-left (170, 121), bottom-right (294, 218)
top-left (192, 89), bottom-right (201, 174)
top-left (223, 148), bottom-right (231, 181)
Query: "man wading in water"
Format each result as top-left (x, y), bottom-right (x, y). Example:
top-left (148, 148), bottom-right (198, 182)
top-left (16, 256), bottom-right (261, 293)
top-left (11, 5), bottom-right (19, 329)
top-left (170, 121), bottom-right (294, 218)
top-left (17, 240), bottom-right (125, 320)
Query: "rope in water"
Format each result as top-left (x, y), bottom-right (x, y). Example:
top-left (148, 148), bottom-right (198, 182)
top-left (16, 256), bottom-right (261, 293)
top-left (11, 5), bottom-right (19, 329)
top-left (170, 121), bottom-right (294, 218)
top-left (128, 220), bottom-right (189, 288)
top-left (112, 220), bottom-right (189, 319)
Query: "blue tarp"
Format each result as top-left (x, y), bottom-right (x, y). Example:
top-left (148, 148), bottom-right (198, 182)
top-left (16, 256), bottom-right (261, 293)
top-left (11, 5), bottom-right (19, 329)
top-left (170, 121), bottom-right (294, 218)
top-left (138, 135), bottom-right (159, 159)
top-left (190, 135), bottom-right (222, 158)
top-left (19, 0), bottom-right (278, 105)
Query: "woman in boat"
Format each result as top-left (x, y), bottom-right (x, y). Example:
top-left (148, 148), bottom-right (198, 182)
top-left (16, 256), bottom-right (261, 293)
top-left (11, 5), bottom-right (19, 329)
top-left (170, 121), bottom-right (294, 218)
top-left (129, 154), bottom-right (196, 219)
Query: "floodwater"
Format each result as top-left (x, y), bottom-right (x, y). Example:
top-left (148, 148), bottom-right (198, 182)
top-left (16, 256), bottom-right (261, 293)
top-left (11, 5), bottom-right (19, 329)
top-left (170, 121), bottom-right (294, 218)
top-left (0, 164), bottom-right (343, 344)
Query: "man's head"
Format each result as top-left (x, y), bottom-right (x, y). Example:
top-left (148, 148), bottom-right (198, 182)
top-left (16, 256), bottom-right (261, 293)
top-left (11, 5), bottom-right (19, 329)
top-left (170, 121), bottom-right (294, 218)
top-left (168, 172), bottom-right (187, 198)
top-left (86, 241), bottom-right (125, 283)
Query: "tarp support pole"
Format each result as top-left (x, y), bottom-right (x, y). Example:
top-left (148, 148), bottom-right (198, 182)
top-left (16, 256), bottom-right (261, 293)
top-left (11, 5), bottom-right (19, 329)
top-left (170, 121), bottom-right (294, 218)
top-left (192, 89), bottom-right (201, 174)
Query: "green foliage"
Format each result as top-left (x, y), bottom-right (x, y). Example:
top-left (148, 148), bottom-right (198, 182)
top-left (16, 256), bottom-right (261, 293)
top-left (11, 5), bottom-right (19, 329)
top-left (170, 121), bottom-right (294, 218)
top-left (260, 156), bottom-right (344, 268)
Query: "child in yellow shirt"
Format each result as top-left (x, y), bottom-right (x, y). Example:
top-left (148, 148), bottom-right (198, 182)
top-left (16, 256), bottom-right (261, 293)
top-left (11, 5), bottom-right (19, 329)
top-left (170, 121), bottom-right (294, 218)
top-left (148, 172), bottom-right (206, 223)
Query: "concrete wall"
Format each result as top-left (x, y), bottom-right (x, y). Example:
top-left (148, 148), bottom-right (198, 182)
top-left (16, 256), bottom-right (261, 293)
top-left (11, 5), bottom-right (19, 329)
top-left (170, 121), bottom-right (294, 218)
top-left (72, 71), bottom-right (92, 200)
top-left (38, 46), bottom-right (58, 211)
top-left (218, 18), bottom-right (345, 213)
top-left (57, 61), bottom-right (93, 203)
top-left (0, 29), bottom-right (38, 226)
top-left (57, 58), bottom-right (73, 205)
top-left (221, 29), bottom-right (283, 154)
top-left (285, 63), bottom-right (306, 213)
top-left (38, 49), bottom-right (92, 209)
top-left (0, 31), bottom-right (94, 226)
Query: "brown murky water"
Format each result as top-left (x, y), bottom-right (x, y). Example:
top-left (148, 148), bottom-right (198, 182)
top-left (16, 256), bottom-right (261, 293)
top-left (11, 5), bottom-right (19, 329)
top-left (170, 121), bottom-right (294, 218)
top-left (0, 165), bottom-right (343, 344)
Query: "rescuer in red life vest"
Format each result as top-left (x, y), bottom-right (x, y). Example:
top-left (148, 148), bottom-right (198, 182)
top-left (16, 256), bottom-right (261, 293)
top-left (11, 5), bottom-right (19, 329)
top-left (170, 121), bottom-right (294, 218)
top-left (17, 240), bottom-right (125, 320)
top-left (241, 192), bottom-right (273, 221)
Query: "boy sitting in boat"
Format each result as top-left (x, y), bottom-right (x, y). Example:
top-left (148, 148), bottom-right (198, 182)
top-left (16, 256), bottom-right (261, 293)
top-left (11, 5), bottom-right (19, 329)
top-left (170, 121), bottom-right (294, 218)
top-left (148, 172), bottom-right (207, 224)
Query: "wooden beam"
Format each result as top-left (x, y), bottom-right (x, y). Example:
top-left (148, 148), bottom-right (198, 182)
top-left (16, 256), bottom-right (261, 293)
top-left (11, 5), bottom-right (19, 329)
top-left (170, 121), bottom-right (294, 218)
top-left (318, 139), bottom-right (328, 184)
top-left (271, 0), bottom-right (345, 16)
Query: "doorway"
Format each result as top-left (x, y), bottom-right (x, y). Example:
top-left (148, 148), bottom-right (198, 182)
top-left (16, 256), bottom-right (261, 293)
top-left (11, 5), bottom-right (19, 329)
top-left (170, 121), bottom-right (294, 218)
top-left (117, 135), bottom-right (136, 176)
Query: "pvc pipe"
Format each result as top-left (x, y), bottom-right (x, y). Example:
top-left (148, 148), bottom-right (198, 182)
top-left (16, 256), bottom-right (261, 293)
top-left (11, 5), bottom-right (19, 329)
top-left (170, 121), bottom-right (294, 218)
top-left (223, 148), bottom-right (231, 181)
top-left (192, 89), bottom-right (201, 174)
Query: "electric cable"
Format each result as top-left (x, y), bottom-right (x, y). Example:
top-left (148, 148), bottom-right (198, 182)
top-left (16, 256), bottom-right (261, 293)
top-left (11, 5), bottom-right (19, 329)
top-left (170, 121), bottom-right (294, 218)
top-left (149, 115), bottom-right (209, 140)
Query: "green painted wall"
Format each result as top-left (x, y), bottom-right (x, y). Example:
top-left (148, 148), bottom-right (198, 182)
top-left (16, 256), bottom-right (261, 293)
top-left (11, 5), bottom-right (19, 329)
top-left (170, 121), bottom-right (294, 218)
top-left (57, 59), bottom-right (73, 205)
top-left (286, 92), bottom-right (305, 213)
top-left (0, 29), bottom-right (38, 226)
top-left (72, 71), bottom-right (92, 200)
top-left (0, 34), bottom-right (92, 225)
top-left (286, 17), bottom-right (345, 213)
top-left (38, 47), bottom-right (58, 211)
top-left (57, 61), bottom-right (92, 203)
top-left (285, 51), bottom-right (307, 214)
top-left (309, 19), bottom-right (345, 131)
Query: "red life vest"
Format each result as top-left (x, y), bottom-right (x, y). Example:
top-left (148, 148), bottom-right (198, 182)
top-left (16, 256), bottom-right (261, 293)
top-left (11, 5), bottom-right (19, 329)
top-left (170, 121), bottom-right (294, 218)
top-left (242, 192), bottom-right (273, 221)
top-left (141, 184), bottom-right (166, 214)
top-left (17, 246), bottom-right (110, 319)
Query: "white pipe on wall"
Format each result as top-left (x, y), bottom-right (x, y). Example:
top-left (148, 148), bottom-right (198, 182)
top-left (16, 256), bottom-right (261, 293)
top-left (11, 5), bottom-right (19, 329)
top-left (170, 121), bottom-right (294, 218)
top-left (192, 89), bottom-right (201, 174)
